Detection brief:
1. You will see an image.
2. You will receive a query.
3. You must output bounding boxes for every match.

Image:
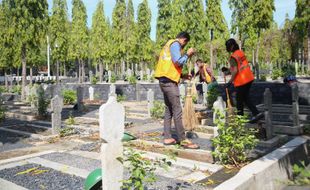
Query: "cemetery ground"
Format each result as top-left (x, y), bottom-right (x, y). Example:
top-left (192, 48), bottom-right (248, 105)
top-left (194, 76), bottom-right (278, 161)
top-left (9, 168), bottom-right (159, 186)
top-left (0, 79), bottom-right (310, 190)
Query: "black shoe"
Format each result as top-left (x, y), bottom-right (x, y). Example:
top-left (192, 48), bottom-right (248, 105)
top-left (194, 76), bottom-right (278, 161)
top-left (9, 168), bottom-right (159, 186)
top-left (249, 112), bottom-right (264, 124)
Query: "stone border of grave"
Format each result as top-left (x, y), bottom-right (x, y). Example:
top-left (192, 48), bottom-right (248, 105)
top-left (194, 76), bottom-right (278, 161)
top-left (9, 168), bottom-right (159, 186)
top-left (214, 136), bottom-right (309, 190)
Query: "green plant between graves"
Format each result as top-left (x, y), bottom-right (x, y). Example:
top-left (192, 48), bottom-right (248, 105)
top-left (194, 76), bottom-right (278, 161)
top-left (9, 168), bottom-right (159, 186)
top-left (212, 110), bottom-right (258, 167)
top-left (260, 74), bottom-right (267, 81)
top-left (111, 73), bottom-right (117, 83)
top-left (117, 94), bottom-right (127, 102)
top-left (59, 127), bottom-right (76, 137)
top-left (62, 90), bottom-right (77, 105)
top-left (91, 76), bottom-right (99, 85)
top-left (12, 85), bottom-right (22, 95)
top-left (271, 69), bottom-right (282, 80)
top-left (286, 161), bottom-right (310, 185)
top-left (37, 87), bottom-right (49, 117)
top-left (150, 101), bottom-right (165, 119)
top-left (128, 75), bottom-right (137, 84)
top-left (65, 113), bottom-right (76, 126)
top-left (207, 84), bottom-right (219, 109)
top-left (121, 148), bottom-right (171, 190)
top-left (0, 86), bottom-right (8, 93)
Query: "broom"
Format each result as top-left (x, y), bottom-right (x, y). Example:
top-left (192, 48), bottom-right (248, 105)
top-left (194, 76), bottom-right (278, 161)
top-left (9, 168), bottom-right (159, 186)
top-left (223, 74), bottom-right (234, 116)
top-left (182, 59), bottom-right (198, 133)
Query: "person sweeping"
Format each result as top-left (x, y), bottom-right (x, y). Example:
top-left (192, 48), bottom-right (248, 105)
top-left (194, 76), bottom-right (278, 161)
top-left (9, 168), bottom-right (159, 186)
top-left (222, 38), bottom-right (263, 123)
top-left (154, 31), bottom-right (199, 149)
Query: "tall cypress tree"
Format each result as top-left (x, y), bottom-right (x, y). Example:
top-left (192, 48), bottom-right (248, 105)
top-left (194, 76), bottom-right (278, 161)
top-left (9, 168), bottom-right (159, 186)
top-left (91, 0), bottom-right (109, 82)
top-left (206, 0), bottom-right (229, 67)
top-left (112, 0), bottom-right (127, 65)
top-left (294, 0), bottom-right (310, 70)
top-left (10, 0), bottom-right (48, 100)
top-left (156, 0), bottom-right (172, 50)
top-left (137, 0), bottom-right (152, 63)
top-left (50, 0), bottom-right (69, 84)
top-left (126, 0), bottom-right (138, 65)
top-left (171, 0), bottom-right (187, 37)
top-left (69, 0), bottom-right (88, 83)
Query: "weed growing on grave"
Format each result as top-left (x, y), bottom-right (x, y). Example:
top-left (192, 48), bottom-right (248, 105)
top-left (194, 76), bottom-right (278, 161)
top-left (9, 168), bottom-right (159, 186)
top-left (62, 90), bottom-right (77, 105)
top-left (121, 148), bottom-right (171, 190)
top-left (260, 74), bottom-right (267, 81)
top-left (150, 101), bottom-right (165, 119)
top-left (91, 76), bottom-right (99, 85)
top-left (59, 127), bottom-right (76, 137)
top-left (128, 75), bottom-right (137, 84)
top-left (0, 86), bottom-right (8, 93)
top-left (65, 113), bottom-right (76, 126)
top-left (142, 74), bottom-right (148, 81)
top-left (12, 85), bottom-right (22, 94)
top-left (117, 94), bottom-right (127, 102)
top-left (212, 110), bottom-right (258, 167)
top-left (287, 161), bottom-right (310, 185)
top-left (111, 73), bottom-right (117, 83)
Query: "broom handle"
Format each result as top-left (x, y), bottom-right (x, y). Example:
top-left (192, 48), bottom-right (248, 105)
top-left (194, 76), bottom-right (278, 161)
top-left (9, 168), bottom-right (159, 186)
top-left (224, 74), bottom-right (232, 108)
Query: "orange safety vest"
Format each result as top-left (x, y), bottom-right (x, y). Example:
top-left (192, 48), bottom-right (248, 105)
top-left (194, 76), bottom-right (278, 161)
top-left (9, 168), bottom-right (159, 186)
top-left (230, 50), bottom-right (254, 87)
top-left (154, 39), bottom-right (183, 83)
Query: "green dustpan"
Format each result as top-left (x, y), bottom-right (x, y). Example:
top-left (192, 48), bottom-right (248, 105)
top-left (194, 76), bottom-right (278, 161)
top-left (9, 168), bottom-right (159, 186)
top-left (122, 132), bottom-right (137, 142)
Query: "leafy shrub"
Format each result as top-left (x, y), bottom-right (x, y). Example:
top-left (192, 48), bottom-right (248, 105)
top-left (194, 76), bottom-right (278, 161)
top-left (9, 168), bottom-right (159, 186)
top-left (287, 161), bottom-right (310, 185)
top-left (62, 90), bottom-right (77, 105)
top-left (121, 148), bottom-right (171, 190)
top-left (111, 73), bottom-right (117, 83)
top-left (91, 76), bottom-right (99, 85)
top-left (142, 74), bottom-right (148, 81)
top-left (281, 64), bottom-right (296, 77)
top-left (212, 111), bottom-right (258, 166)
top-left (207, 83), bottom-right (219, 109)
top-left (260, 74), bottom-right (267, 81)
top-left (151, 101), bottom-right (165, 119)
top-left (128, 75), bottom-right (137, 84)
top-left (0, 86), bottom-right (8, 93)
top-left (117, 94), bottom-right (127, 102)
top-left (271, 69), bottom-right (282, 80)
top-left (37, 86), bottom-right (49, 117)
top-left (12, 85), bottom-right (22, 94)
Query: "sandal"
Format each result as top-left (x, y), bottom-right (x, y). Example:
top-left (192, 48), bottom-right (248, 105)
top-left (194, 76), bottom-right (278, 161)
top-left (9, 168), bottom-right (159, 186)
top-left (180, 139), bottom-right (200, 149)
top-left (163, 138), bottom-right (177, 145)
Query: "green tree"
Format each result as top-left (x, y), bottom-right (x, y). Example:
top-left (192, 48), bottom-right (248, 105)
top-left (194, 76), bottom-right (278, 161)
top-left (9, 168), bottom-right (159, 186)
top-left (251, 0), bottom-right (275, 79)
top-left (156, 0), bottom-right (172, 51)
top-left (50, 0), bottom-right (69, 84)
top-left (69, 0), bottom-right (88, 83)
top-left (10, 0), bottom-right (48, 100)
top-left (126, 0), bottom-right (138, 67)
top-left (137, 0), bottom-right (153, 64)
top-left (0, 1), bottom-right (15, 89)
top-left (206, 0), bottom-right (229, 68)
top-left (112, 0), bottom-right (127, 68)
top-left (294, 0), bottom-right (310, 71)
top-left (170, 0), bottom-right (187, 37)
top-left (90, 0), bottom-right (109, 82)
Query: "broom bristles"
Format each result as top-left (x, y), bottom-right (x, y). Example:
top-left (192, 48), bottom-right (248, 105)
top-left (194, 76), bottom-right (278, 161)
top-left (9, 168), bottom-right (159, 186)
top-left (183, 87), bottom-right (198, 131)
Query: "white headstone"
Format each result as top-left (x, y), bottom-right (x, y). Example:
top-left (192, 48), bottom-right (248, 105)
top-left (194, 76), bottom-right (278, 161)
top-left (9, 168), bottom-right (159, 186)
top-left (140, 70), bottom-right (144, 81)
top-left (126, 69), bottom-right (132, 78)
top-left (213, 96), bottom-right (226, 124)
top-left (147, 89), bottom-right (154, 117)
top-left (109, 84), bottom-right (116, 97)
top-left (99, 96), bottom-right (125, 190)
top-left (146, 69), bottom-right (151, 81)
top-left (202, 83), bottom-right (208, 105)
top-left (89, 86), bottom-right (94, 101)
top-left (108, 70), bottom-right (112, 83)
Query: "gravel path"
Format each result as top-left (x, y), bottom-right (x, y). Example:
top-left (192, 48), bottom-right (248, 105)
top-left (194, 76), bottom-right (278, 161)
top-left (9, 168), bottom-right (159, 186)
top-left (0, 163), bottom-right (84, 190)
top-left (40, 152), bottom-right (101, 171)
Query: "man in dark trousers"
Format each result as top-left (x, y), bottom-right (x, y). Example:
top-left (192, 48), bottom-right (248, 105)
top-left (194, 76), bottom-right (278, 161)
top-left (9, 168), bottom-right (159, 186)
top-left (154, 31), bottom-right (199, 149)
top-left (222, 38), bottom-right (263, 123)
